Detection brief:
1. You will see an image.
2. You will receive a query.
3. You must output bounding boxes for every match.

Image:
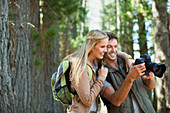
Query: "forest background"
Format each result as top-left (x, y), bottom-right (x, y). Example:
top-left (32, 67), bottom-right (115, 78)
top-left (0, 0), bottom-right (169, 113)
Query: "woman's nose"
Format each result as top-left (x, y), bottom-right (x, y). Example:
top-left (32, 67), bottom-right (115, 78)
top-left (104, 47), bottom-right (107, 52)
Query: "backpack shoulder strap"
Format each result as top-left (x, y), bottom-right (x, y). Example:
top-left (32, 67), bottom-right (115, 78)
top-left (56, 60), bottom-right (70, 87)
top-left (87, 64), bottom-right (93, 81)
top-left (61, 61), bottom-right (93, 93)
top-left (64, 61), bottom-right (77, 95)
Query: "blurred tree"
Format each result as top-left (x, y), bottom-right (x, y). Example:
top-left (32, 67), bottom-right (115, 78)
top-left (41, 1), bottom-right (65, 112)
top-left (42, 0), bottom-right (88, 112)
top-left (9, 0), bottom-right (32, 112)
top-left (116, 0), bottom-right (120, 37)
top-left (152, 0), bottom-right (170, 113)
top-left (0, 0), bottom-right (15, 112)
top-left (134, 0), bottom-right (153, 99)
top-left (101, 1), bottom-right (116, 31)
top-left (29, 0), bottom-right (46, 113)
top-left (101, 0), bottom-right (134, 57)
top-left (79, 0), bottom-right (88, 38)
top-left (119, 0), bottom-right (134, 57)
top-left (135, 0), bottom-right (152, 55)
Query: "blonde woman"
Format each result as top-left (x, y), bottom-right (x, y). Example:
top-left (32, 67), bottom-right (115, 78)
top-left (63, 30), bottom-right (108, 113)
top-left (64, 30), bottom-right (132, 113)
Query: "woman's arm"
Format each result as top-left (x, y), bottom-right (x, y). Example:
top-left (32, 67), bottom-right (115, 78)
top-left (74, 66), bottom-right (107, 106)
top-left (117, 51), bottom-right (132, 60)
top-left (117, 51), bottom-right (133, 72)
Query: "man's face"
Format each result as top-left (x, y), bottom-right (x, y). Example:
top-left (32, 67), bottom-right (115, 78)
top-left (105, 38), bottom-right (118, 61)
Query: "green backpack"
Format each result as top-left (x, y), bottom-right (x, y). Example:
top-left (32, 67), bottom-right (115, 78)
top-left (51, 60), bottom-right (93, 107)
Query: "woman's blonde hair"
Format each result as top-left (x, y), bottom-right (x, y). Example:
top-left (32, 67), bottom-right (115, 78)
top-left (64, 30), bottom-right (108, 86)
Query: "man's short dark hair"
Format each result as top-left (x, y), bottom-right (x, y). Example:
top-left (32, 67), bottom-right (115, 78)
top-left (106, 32), bottom-right (118, 41)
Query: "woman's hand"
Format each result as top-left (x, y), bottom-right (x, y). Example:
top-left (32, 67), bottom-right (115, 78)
top-left (98, 65), bottom-right (108, 78)
top-left (125, 58), bottom-right (134, 72)
top-left (117, 51), bottom-right (133, 72)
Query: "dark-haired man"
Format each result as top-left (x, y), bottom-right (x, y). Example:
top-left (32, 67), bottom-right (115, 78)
top-left (101, 32), bottom-right (156, 113)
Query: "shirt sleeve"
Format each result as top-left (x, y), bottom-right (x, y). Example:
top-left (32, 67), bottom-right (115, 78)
top-left (100, 80), bottom-right (112, 96)
top-left (73, 67), bottom-right (106, 106)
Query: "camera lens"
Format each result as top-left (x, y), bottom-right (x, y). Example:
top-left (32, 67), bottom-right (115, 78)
top-left (135, 54), bottom-right (166, 78)
top-left (153, 63), bottom-right (166, 78)
top-left (155, 66), bottom-right (161, 74)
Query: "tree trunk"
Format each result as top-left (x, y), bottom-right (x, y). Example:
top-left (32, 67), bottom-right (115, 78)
top-left (10, 0), bottom-right (31, 112)
top-left (51, 22), bottom-right (66, 113)
top-left (137, 13), bottom-right (148, 55)
top-left (119, 0), bottom-right (134, 57)
top-left (61, 30), bottom-right (68, 60)
top-left (116, 0), bottom-right (120, 37)
top-left (30, 0), bottom-right (46, 113)
top-left (41, 6), bottom-right (66, 113)
top-left (152, 0), bottom-right (170, 113)
top-left (0, 0), bottom-right (15, 113)
top-left (80, 0), bottom-right (86, 38)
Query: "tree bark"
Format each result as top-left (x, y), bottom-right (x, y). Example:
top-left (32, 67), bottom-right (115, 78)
top-left (10, 0), bottom-right (31, 112)
top-left (80, 0), bottom-right (86, 38)
top-left (116, 0), bottom-right (120, 37)
top-left (0, 0), bottom-right (15, 113)
top-left (152, 0), bottom-right (170, 113)
top-left (42, 4), bottom-right (65, 112)
top-left (29, 0), bottom-right (46, 113)
top-left (137, 13), bottom-right (148, 55)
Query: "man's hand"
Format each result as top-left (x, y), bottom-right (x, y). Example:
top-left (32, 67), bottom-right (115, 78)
top-left (128, 63), bottom-right (146, 80)
top-left (141, 71), bottom-right (155, 89)
top-left (142, 71), bottom-right (154, 80)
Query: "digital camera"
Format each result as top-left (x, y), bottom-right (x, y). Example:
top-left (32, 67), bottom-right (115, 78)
top-left (134, 54), bottom-right (166, 78)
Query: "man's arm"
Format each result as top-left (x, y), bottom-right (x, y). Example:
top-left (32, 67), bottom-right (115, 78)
top-left (103, 76), bottom-right (134, 107)
top-left (102, 63), bottom-right (146, 107)
top-left (141, 72), bottom-right (155, 89)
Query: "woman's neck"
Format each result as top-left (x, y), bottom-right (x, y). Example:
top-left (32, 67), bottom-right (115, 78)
top-left (88, 53), bottom-right (95, 66)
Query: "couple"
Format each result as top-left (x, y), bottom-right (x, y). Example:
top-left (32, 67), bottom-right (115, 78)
top-left (64, 30), bottom-right (155, 113)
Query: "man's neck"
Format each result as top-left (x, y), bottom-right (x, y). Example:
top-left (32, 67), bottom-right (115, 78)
top-left (104, 58), bottom-right (119, 68)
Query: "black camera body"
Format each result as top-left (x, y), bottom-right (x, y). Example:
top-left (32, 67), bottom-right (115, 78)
top-left (134, 54), bottom-right (166, 78)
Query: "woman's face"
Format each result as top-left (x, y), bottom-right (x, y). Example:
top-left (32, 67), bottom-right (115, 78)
top-left (91, 38), bottom-right (108, 59)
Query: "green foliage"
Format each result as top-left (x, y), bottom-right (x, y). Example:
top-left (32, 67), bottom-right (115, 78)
top-left (31, 30), bottom-right (43, 67)
top-left (45, 25), bottom-right (57, 41)
top-left (32, 49), bottom-right (37, 55)
top-left (68, 35), bottom-right (86, 50)
top-left (34, 58), bottom-right (42, 67)
top-left (32, 31), bottom-right (41, 41)
top-left (135, 0), bottom-right (153, 55)
top-left (45, 25), bottom-right (58, 51)
top-left (83, 26), bottom-right (89, 36)
top-left (43, 0), bottom-right (89, 59)
top-left (101, 0), bottom-right (154, 57)
top-left (9, 9), bottom-right (13, 20)
top-left (44, 0), bottom-right (80, 23)
top-left (36, 41), bottom-right (42, 47)
top-left (44, 0), bottom-right (88, 38)
top-left (101, 3), bottom-right (117, 28)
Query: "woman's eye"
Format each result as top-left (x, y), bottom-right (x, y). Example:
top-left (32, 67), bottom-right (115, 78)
top-left (107, 45), bottom-right (111, 48)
